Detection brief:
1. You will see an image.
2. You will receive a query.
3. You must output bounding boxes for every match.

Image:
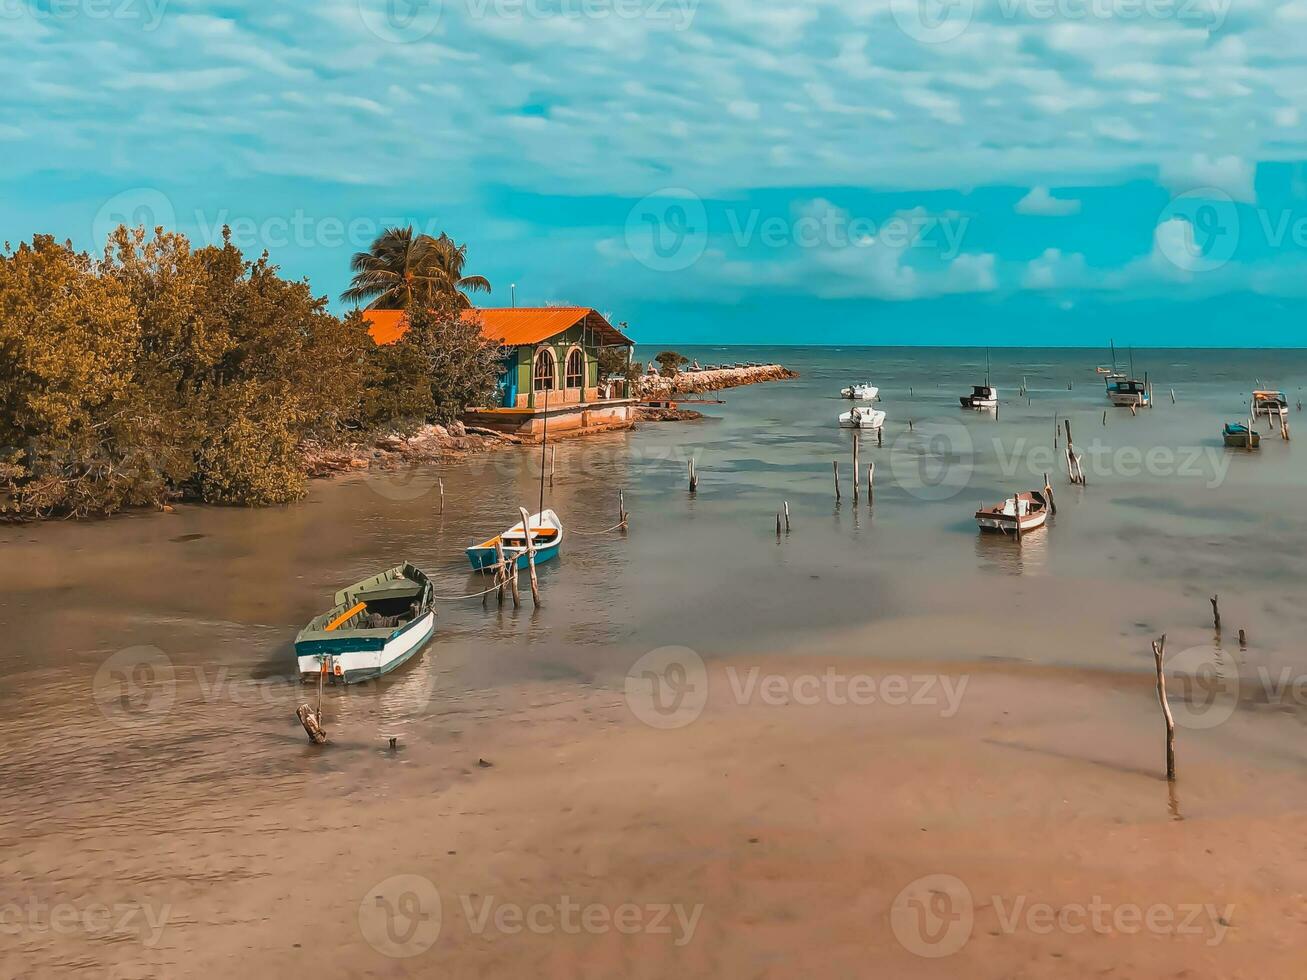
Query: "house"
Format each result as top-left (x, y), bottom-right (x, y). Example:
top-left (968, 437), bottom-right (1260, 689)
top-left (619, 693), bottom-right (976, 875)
top-left (363, 306), bottom-right (636, 436)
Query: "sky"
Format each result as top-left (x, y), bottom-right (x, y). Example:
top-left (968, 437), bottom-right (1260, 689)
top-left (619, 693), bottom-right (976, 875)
top-left (3, 0), bottom-right (1307, 346)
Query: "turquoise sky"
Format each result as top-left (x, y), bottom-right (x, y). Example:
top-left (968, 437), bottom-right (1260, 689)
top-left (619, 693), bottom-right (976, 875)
top-left (4, 0), bottom-right (1307, 345)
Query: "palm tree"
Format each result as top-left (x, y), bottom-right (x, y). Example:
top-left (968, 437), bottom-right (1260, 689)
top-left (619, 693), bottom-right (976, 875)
top-left (342, 227), bottom-right (491, 310)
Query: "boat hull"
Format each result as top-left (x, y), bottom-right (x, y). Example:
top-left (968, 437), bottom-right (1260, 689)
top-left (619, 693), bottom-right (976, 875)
top-left (975, 510), bottom-right (1048, 534)
top-left (1107, 391), bottom-right (1150, 407)
top-left (296, 610), bottom-right (435, 684)
top-left (959, 397), bottom-right (997, 409)
top-left (1223, 428), bottom-right (1261, 448)
top-left (466, 538), bottom-right (562, 571)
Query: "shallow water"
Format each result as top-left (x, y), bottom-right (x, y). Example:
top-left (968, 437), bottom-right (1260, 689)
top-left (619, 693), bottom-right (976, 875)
top-left (2, 346), bottom-right (1307, 828)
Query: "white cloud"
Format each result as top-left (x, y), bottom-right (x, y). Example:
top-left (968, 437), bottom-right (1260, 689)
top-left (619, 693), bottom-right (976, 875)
top-left (1015, 187), bottom-right (1081, 217)
top-left (1160, 154), bottom-right (1256, 203)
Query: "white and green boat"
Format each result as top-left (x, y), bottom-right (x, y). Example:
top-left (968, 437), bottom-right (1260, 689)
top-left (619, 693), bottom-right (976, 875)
top-left (295, 563), bottom-right (435, 685)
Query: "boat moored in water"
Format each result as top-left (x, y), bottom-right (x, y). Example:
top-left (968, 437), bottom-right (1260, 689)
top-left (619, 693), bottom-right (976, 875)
top-left (1252, 389), bottom-right (1288, 417)
top-left (295, 563), bottom-right (435, 684)
top-left (467, 509), bottom-right (564, 571)
top-left (960, 384), bottom-right (998, 409)
top-left (840, 383), bottom-right (879, 400)
top-left (838, 406), bottom-right (886, 429)
top-left (1223, 422), bottom-right (1261, 448)
top-left (975, 491), bottom-right (1050, 535)
top-left (1105, 375), bottom-right (1150, 407)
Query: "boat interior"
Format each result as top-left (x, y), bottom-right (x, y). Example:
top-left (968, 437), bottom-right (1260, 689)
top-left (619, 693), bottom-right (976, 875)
top-left (492, 527), bottom-right (560, 548)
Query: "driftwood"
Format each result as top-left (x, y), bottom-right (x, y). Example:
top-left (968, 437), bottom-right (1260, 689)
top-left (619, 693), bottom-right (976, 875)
top-left (1152, 634), bottom-right (1176, 781)
top-left (1210, 594), bottom-right (1221, 633)
top-left (296, 704), bottom-right (328, 745)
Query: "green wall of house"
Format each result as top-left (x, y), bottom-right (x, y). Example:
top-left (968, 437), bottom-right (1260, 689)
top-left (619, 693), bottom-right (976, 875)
top-left (507, 323), bottom-right (620, 408)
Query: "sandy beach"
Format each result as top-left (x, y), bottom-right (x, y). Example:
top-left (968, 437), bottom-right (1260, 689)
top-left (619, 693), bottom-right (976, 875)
top-left (5, 630), bottom-right (1307, 978)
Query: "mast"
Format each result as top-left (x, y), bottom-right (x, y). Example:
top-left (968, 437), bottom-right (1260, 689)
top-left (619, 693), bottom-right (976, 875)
top-left (538, 370), bottom-right (549, 519)
top-left (985, 348), bottom-right (991, 388)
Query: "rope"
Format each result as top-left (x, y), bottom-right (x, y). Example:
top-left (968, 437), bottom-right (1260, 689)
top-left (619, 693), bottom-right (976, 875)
top-left (430, 562), bottom-right (511, 601)
top-left (570, 520), bottom-right (628, 537)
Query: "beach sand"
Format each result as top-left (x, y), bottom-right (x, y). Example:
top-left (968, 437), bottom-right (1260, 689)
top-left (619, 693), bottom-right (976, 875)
top-left (6, 620), bottom-right (1307, 978)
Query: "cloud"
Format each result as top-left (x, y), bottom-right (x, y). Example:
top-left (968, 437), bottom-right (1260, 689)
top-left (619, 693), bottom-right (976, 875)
top-left (1160, 154), bottom-right (1256, 204)
top-left (1014, 187), bottom-right (1081, 217)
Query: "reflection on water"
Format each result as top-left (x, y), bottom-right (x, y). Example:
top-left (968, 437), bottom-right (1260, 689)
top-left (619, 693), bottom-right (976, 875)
top-left (973, 525), bottom-right (1050, 576)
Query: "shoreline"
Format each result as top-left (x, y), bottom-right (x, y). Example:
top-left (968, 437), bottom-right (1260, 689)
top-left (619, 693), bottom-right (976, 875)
top-left (300, 363), bottom-right (794, 477)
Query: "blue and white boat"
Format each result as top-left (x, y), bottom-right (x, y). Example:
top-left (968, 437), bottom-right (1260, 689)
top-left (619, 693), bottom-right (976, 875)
top-left (295, 563), bottom-right (435, 684)
top-left (466, 509), bottom-right (564, 571)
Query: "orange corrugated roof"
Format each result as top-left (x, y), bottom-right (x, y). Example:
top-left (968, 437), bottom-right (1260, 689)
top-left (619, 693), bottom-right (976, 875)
top-left (363, 307), bottom-right (632, 348)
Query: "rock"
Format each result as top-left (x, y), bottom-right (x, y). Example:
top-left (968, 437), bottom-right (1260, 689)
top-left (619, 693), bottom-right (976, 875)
top-left (477, 757), bottom-right (493, 768)
top-left (348, 458), bottom-right (370, 469)
top-left (448, 420), bottom-right (466, 437)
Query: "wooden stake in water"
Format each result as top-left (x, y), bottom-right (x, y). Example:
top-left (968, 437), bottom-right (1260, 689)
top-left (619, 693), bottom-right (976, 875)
top-left (439, 478), bottom-right (445, 515)
top-left (852, 436), bottom-right (860, 504)
top-left (549, 444), bottom-right (556, 488)
top-left (1210, 594), bottom-right (1221, 633)
top-left (1042, 472), bottom-right (1056, 516)
top-left (783, 500), bottom-right (791, 532)
top-left (867, 463), bottom-right (875, 507)
top-left (688, 458), bottom-right (698, 493)
top-left (776, 512), bottom-right (782, 538)
top-left (518, 505), bottom-right (541, 607)
top-left (1152, 634), bottom-right (1176, 782)
top-left (619, 489), bottom-right (628, 529)
top-left (833, 460), bottom-right (841, 502)
top-left (494, 539), bottom-right (508, 607)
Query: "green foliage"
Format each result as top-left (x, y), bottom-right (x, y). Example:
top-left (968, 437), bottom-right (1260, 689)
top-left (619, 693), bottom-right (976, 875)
top-left (655, 350), bottom-right (689, 377)
top-left (0, 226), bottom-right (466, 520)
top-left (343, 227), bottom-right (491, 310)
top-left (597, 344), bottom-right (637, 382)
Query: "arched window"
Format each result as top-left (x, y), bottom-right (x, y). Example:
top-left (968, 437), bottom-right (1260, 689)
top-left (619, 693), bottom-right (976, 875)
top-left (565, 348), bottom-right (585, 389)
top-left (533, 348), bottom-right (556, 391)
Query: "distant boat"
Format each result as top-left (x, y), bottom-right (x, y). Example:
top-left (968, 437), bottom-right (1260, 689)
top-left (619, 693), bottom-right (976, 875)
top-left (959, 384), bottom-right (998, 409)
top-left (295, 563), bottom-right (435, 684)
top-left (975, 491), bottom-right (1050, 535)
top-left (838, 406), bottom-right (885, 429)
top-left (841, 383), bottom-right (879, 400)
top-left (467, 509), bottom-right (564, 571)
top-left (961, 350), bottom-right (997, 409)
top-left (1105, 375), bottom-right (1150, 407)
top-left (1252, 389), bottom-right (1288, 417)
top-left (1223, 422), bottom-right (1261, 448)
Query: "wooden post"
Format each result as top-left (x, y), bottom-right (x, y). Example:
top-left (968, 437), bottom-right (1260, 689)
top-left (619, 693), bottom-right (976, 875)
top-left (619, 489), bottom-right (628, 529)
top-left (296, 704), bottom-right (328, 745)
top-left (1210, 594), bottom-right (1221, 633)
top-left (1247, 417), bottom-right (1254, 451)
top-left (1102, 410), bottom-right (1107, 426)
top-left (549, 445), bottom-right (556, 487)
top-left (439, 478), bottom-right (445, 515)
top-left (833, 460), bottom-right (841, 502)
top-left (1170, 388), bottom-right (1176, 404)
top-left (776, 512), bottom-right (782, 538)
top-left (783, 500), bottom-right (791, 532)
top-left (852, 436), bottom-right (860, 504)
top-left (494, 540), bottom-right (508, 607)
top-left (1013, 494), bottom-right (1022, 541)
top-left (877, 427), bottom-right (883, 448)
top-left (1238, 628), bottom-right (1248, 649)
top-left (508, 555), bottom-right (521, 608)
top-left (688, 458), bottom-right (698, 493)
top-left (1043, 472), bottom-right (1056, 516)
top-left (867, 463), bottom-right (875, 506)
top-left (1152, 634), bottom-right (1176, 782)
top-left (518, 506), bottom-right (541, 607)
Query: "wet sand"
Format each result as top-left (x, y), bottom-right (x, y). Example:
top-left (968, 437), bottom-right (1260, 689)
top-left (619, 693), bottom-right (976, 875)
top-left (5, 346), bottom-right (1307, 976)
top-left (5, 627), bottom-right (1307, 977)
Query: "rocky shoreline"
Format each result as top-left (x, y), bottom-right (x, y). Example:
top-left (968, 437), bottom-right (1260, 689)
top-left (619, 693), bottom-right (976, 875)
top-left (302, 363), bottom-right (794, 476)
top-left (637, 363), bottom-right (797, 396)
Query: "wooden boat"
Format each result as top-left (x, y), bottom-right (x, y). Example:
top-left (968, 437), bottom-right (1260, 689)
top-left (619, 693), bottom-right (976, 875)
top-left (1223, 422), bottom-right (1261, 448)
top-left (295, 563), bottom-right (435, 684)
top-left (1252, 389), bottom-right (1287, 417)
top-left (975, 491), bottom-right (1049, 535)
top-left (959, 384), bottom-right (998, 409)
top-left (838, 407), bottom-right (885, 429)
top-left (840, 383), bottom-right (879, 400)
top-left (467, 509), bottom-right (563, 571)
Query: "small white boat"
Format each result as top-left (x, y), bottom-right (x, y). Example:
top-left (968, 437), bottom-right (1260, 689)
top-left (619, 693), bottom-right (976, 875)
top-left (975, 491), bottom-right (1049, 535)
top-left (960, 384), bottom-right (998, 409)
top-left (466, 509), bottom-right (564, 571)
top-left (838, 407), bottom-right (886, 429)
top-left (1106, 376), bottom-right (1149, 406)
top-left (840, 384), bottom-right (879, 400)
